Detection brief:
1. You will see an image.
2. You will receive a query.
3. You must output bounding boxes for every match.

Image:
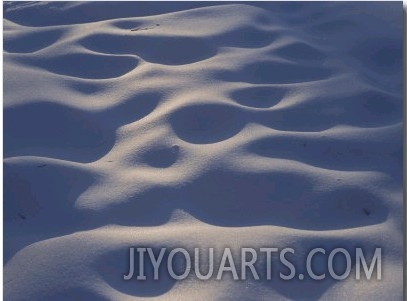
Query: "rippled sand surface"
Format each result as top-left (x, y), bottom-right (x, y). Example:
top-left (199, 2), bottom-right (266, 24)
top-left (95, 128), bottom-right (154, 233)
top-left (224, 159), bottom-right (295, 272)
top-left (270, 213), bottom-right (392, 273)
top-left (4, 2), bottom-right (403, 300)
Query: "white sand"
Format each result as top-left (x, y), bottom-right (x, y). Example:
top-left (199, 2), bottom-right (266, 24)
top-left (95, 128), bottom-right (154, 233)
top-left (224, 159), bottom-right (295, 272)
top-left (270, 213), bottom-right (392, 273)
top-left (3, 2), bottom-right (403, 300)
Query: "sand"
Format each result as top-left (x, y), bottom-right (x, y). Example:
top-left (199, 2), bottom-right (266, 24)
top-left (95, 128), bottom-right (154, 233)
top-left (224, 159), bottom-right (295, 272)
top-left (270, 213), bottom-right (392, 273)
top-left (3, 2), bottom-right (403, 300)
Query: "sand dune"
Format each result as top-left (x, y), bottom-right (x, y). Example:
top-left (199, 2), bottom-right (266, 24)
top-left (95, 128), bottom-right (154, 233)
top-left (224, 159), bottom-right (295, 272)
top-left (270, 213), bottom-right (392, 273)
top-left (3, 2), bottom-right (403, 300)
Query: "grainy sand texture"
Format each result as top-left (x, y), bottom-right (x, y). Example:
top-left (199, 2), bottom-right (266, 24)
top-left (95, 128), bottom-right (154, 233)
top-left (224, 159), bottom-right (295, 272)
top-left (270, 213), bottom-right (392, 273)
top-left (3, 2), bottom-right (404, 300)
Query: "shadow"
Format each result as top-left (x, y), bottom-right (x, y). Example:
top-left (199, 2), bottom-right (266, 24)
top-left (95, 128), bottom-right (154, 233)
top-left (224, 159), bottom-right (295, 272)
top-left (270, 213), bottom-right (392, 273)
top-left (95, 247), bottom-right (176, 297)
top-left (4, 102), bottom-right (112, 162)
top-left (81, 34), bottom-right (216, 66)
top-left (178, 169), bottom-right (388, 230)
top-left (169, 103), bottom-right (246, 144)
top-left (21, 53), bottom-right (138, 79)
top-left (216, 60), bottom-right (333, 84)
top-left (4, 29), bottom-right (63, 53)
